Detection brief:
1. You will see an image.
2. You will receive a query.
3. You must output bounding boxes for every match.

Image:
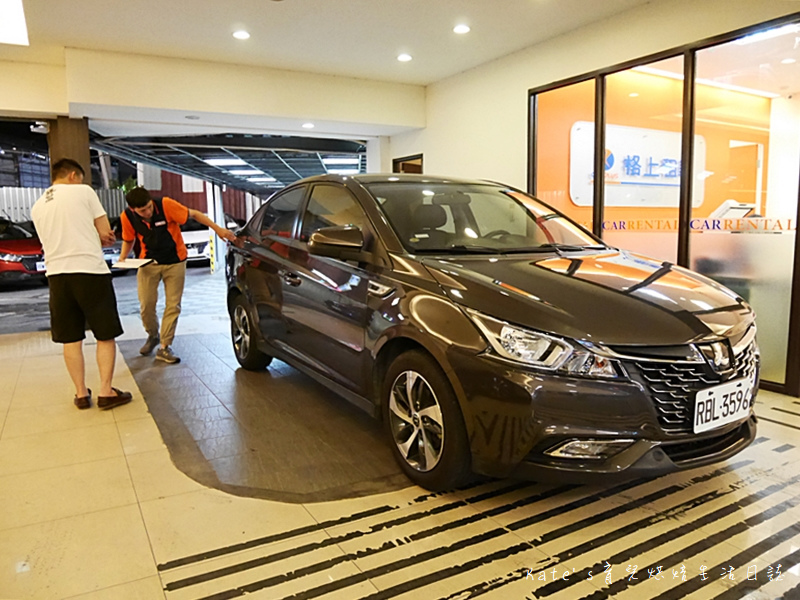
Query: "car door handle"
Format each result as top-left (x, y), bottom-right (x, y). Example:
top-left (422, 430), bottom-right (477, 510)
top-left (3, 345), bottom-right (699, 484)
top-left (282, 272), bottom-right (302, 287)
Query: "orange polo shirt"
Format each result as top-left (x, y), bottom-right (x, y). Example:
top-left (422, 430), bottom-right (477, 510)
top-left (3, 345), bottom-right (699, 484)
top-left (121, 197), bottom-right (190, 261)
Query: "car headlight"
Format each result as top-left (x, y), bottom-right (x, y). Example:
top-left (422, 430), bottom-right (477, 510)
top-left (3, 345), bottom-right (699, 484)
top-left (466, 309), bottom-right (622, 379)
top-left (0, 253), bottom-right (23, 262)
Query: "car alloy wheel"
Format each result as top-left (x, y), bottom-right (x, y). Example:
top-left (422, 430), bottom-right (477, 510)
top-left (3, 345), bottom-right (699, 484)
top-left (383, 351), bottom-right (471, 490)
top-left (388, 370), bottom-right (445, 472)
top-left (231, 296), bottom-right (272, 370)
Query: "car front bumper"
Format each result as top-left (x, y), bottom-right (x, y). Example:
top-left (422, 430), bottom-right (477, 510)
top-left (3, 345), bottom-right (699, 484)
top-left (447, 349), bottom-right (758, 482)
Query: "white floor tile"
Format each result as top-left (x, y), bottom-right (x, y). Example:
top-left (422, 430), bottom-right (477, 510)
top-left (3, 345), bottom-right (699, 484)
top-left (0, 456), bottom-right (137, 531)
top-left (0, 422), bottom-right (123, 476)
top-left (0, 504), bottom-right (157, 599)
top-left (126, 448), bottom-right (209, 502)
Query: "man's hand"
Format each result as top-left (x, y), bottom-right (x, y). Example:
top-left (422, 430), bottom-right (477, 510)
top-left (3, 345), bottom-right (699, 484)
top-left (100, 230), bottom-right (116, 247)
top-left (217, 228), bottom-right (237, 243)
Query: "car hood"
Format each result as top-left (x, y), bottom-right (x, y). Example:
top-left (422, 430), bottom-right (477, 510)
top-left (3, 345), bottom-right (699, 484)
top-left (0, 238), bottom-right (42, 255)
top-left (421, 249), bottom-right (754, 346)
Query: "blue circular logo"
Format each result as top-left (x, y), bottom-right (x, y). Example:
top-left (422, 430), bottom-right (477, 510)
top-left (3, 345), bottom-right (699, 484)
top-left (604, 149), bottom-right (614, 171)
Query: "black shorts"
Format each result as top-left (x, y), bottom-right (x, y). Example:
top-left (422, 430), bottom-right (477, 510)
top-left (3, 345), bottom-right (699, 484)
top-left (48, 273), bottom-right (123, 343)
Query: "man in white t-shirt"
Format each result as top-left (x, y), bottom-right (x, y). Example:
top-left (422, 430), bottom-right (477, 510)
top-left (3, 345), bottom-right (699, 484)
top-left (31, 158), bottom-right (132, 411)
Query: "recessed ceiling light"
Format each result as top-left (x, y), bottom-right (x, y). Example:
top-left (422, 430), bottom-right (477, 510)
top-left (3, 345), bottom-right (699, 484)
top-left (302, 122), bottom-right (315, 129)
top-left (327, 168), bottom-right (360, 175)
top-left (453, 24), bottom-right (470, 34)
top-left (204, 158), bottom-right (248, 167)
top-left (233, 30), bottom-right (250, 40)
top-left (397, 53), bottom-right (412, 62)
top-left (247, 176), bottom-right (277, 182)
top-left (229, 169), bottom-right (263, 175)
top-left (782, 58), bottom-right (796, 64)
top-left (0, 0), bottom-right (29, 46)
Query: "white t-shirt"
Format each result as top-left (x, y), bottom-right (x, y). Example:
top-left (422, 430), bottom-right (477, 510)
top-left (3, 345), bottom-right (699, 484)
top-left (31, 183), bottom-right (110, 276)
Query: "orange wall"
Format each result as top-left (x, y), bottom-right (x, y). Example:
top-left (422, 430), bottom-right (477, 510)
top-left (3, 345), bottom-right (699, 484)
top-left (535, 71), bottom-right (771, 226)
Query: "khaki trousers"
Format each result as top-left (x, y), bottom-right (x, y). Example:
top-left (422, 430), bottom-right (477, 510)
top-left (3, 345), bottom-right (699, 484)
top-left (137, 261), bottom-right (186, 347)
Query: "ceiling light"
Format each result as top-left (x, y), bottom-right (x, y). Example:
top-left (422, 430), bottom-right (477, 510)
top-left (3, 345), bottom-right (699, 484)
top-left (204, 158), bottom-right (248, 166)
top-left (233, 30), bottom-right (250, 40)
top-left (0, 0), bottom-right (29, 46)
top-left (327, 168), bottom-right (360, 175)
top-left (397, 53), bottom-right (412, 62)
top-left (322, 157), bottom-right (360, 165)
top-left (453, 24), bottom-right (470, 34)
top-left (247, 176), bottom-right (277, 182)
top-left (302, 122), bottom-right (315, 129)
top-left (229, 169), bottom-right (263, 175)
top-left (782, 58), bottom-right (797, 64)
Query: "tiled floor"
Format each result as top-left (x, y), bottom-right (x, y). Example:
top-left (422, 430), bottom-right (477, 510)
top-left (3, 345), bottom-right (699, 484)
top-left (2, 272), bottom-right (800, 599)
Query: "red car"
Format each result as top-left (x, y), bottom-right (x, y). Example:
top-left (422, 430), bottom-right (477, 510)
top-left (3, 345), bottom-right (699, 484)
top-left (0, 218), bottom-right (46, 283)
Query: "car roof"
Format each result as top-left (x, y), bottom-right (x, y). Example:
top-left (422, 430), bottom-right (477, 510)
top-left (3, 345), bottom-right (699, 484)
top-left (287, 173), bottom-right (502, 187)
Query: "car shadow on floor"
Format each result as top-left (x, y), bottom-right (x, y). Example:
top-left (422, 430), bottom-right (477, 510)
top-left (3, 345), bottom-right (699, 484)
top-left (119, 333), bottom-right (413, 503)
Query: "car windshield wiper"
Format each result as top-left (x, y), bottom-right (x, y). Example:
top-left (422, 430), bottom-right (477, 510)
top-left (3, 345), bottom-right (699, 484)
top-left (444, 245), bottom-right (506, 254)
top-left (538, 243), bottom-right (605, 251)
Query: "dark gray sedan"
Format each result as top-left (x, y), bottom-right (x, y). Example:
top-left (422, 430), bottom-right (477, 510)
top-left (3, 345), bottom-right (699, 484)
top-left (226, 174), bottom-right (759, 490)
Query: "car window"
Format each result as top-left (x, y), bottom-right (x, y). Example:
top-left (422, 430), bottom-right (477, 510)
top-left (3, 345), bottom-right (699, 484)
top-left (366, 182), bottom-right (601, 252)
top-left (0, 220), bottom-right (32, 240)
top-left (258, 187), bottom-right (306, 239)
top-left (299, 185), bottom-right (369, 242)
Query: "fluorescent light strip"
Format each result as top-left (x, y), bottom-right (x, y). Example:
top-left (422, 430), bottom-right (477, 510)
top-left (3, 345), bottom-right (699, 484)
top-left (229, 169), bottom-right (263, 175)
top-left (734, 23), bottom-right (800, 46)
top-left (322, 157), bottom-right (360, 165)
top-left (247, 176), bottom-right (277, 182)
top-left (633, 65), bottom-right (779, 98)
top-left (327, 168), bottom-right (360, 175)
top-left (204, 158), bottom-right (248, 166)
top-left (0, 0), bottom-right (29, 46)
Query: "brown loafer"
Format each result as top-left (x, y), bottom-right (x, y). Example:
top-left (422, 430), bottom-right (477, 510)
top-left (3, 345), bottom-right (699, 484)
top-left (97, 388), bottom-right (132, 410)
top-left (74, 389), bottom-right (91, 410)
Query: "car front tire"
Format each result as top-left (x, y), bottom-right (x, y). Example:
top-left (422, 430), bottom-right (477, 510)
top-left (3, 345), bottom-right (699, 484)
top-left (231, 295), bottom-right (272, 370)
top-left (383, 350), bottom-right (472, 491)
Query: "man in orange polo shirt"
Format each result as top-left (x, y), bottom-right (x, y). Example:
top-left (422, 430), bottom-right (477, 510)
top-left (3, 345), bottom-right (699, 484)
top-left (119, 187), bottom-right (236, 364)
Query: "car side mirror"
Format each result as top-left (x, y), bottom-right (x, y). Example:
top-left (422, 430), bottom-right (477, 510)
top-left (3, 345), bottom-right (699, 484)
top-left (309, 226), bottom-right (365, 261)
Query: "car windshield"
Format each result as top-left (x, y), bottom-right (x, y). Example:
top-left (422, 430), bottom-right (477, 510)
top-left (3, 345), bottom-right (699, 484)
top-left (365, 182), bottom-right (603, 254)
top-left (0, 221), bottom-right (32, 240)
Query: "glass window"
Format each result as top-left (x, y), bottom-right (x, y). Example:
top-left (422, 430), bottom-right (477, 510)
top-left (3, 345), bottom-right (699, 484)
top-left (258, 186), bottom-right (306, 239)
top-left (602, 57), bottom-right (685, 263)
top-left (691, 22), bottom-right (800, 384)
top-left (299, 185), bottom-right (369, 242)
top-left (365, 181), bottom-right (601, 252)
top-left (535, 79), bottom-right (595, 230)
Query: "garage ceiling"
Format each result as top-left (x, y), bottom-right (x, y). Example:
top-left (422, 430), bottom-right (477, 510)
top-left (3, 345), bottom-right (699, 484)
top-left (91, 133), bottom-right (367, 197)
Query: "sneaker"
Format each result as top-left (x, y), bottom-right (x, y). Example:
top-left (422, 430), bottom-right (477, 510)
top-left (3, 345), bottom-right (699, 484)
top-left (139, 334), bottom-right (160, 355)
top-left (97, 388), bottom-right (132, 410)
top-left (156, 346), bottom-right (181, 364)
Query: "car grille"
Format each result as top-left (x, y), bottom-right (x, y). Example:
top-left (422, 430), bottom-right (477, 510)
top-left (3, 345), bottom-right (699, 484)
top-left (20, 255), bottom-right (43, 272)
top-left (621, 341), bottom-right (759, 434)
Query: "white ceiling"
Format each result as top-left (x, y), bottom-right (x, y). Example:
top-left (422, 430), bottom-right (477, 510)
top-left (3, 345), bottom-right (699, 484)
top-left (11, 0), bottom-right (654, 86)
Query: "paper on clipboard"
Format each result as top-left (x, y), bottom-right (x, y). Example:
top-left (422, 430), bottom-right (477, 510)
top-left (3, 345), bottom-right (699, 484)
top-left (112, 258), bottom-right (153, 269)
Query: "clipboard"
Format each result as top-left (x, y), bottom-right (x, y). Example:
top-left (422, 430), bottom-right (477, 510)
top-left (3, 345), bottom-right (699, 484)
top-left (112, 258), bottom-right (153, 269)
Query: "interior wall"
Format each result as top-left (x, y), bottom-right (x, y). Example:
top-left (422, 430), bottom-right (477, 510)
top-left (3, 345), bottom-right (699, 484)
top-left (389, 0), bottom-right (800, 189)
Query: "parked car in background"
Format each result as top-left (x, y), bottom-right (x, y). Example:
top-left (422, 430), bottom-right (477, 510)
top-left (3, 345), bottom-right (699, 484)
top-left (181, 220), bottom-right (212, 264)
top-left (226, 174), bottom-right (759, 491)
top-left (0, 217), bottom-right (46, 283)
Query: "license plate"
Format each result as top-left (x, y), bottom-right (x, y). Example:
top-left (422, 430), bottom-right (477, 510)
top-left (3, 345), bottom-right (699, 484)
top-left (35, 261), bottom-right (46, 272)
top-left (694, 377), bottom-right (752, 434)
